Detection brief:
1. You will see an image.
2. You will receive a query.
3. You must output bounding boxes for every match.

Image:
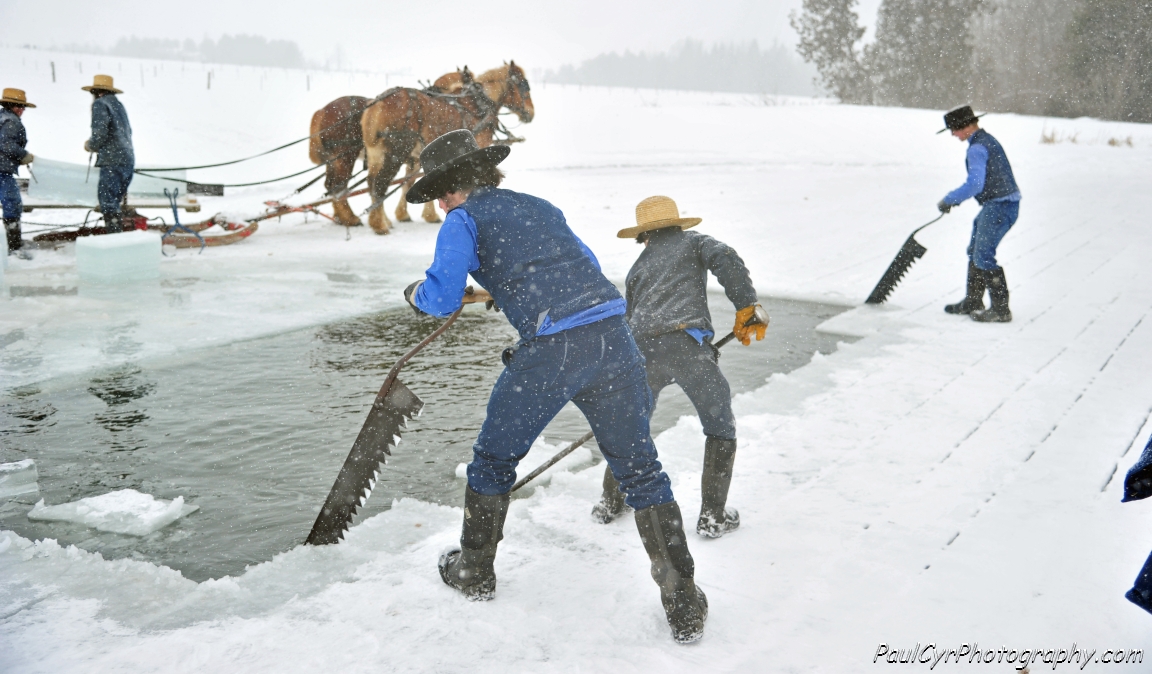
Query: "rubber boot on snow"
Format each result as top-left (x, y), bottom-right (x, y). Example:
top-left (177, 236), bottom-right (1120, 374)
top-left (635, 500), bottom-right (708, 643)
top-left (5, 218), bottom-right (31, 259)
top-left (697, 437), bottom-right (740, 538)
top-left (439, 486), bottom-right (509, 601)
top-left (944, 262), bottom-right (986, 315)
top-left (971, 267), bottom-right (1012, 323)
top-left (591, 465), bottom-right (631, 524)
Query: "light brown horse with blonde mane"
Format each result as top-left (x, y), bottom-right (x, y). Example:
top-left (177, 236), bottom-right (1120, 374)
top-left (362, 61), bottom-right (533, 233)
top-left (308, 62), bottom-right (533, 231)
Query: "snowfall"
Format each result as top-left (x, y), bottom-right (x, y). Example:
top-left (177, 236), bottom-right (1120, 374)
top-left (2, 48), bottom-right (1152, 672)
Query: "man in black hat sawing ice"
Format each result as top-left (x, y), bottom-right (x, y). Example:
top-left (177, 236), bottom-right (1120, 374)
top-left (402, 129), bottom-right (709, 643)
top-left (936, 105), bottom-right (1021, 323)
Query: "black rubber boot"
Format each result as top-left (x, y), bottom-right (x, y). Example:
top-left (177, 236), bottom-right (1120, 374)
top-left (971, 267), bottom-right (1012, 323)
top-left (104, 213), bottom-right (123, 234)
top-left (591, 464), bottom-right (630, 524)
top-left (635, 500), bottom-right (708, 643)
top-left (4, 217), bottom-right (31, 259)
top-left (944, 262), bottom-right (986, 314)
top-left (698, 437), bottom-right (740, 538)
top-left (439, 486), bottom-right (509, 601)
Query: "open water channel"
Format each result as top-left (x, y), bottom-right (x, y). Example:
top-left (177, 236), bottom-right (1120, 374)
top-left (0, 295), bottom-right (851, 581)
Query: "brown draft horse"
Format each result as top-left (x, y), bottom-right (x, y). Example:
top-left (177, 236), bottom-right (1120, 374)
top-left (308, 62), bottom-right (534, 231)
top-left (361, 61), bottom-right (534, 234)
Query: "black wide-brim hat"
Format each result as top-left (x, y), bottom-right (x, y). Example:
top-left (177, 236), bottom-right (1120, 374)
top-left (937, 105), bottom-right (985, 134)
top-left (406, 129), bottom-right (510, 204)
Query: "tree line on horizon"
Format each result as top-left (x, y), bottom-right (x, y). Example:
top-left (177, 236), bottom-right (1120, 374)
top-left (791, 0), bottom-right (1152, 123)
top-left (47, 34), bottom-right (307, 70)
top-left (544, 39), bottom-right (821, 96)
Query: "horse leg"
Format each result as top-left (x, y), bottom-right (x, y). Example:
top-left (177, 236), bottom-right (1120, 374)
top-left (422, 200), bottom-right (441, 224)
top-left (394, 158), bottom-right (416, 223)
top-left (326, 153), bottom-right (361, 227)
top-left (364, 142), bottom-right (394, 235)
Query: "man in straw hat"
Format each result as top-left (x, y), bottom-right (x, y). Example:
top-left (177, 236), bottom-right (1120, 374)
top-left (591, 196), bottom-right (766, 539)
top-left (82, 75), bottom-right (135, 234)
top-left (0, 87), bottom-right (36, 258)
top-left (936, 105), bottom-right (1021, 323)
top-left (403, 129), bottom-right (708, 643)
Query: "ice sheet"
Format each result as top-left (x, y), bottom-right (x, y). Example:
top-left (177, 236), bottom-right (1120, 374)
top-left (0, 459), bottom-right (39, 498)
top-left (25, 157), bottom-right (186, 206)
top-left (26, 489), bottom-right (198, 536)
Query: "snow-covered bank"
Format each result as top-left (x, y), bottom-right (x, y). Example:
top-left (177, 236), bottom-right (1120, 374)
top-left (4, 49), bottom-right (1152, 671)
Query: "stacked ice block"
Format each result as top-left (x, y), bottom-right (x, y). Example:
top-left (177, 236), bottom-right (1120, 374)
top-left (76, 230), bottom-right (161, 283)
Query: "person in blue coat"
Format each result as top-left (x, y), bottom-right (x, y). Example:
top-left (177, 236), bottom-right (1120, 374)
top-left (82, 75), bottom-right (135, 234)
top-left (403, 129), bottom-right (707, 643)
top-left (936, 105), bottom-right (1021, 323)
top-left (0, 87), bottom-right (36, 258)
top-left (1122, 433), bottom-right (1152, 615)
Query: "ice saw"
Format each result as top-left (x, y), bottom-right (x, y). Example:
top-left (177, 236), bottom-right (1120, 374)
top-left (305, 288), bottom-right (490, 545)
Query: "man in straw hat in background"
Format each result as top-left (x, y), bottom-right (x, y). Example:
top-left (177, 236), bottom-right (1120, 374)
top-left (591, 196), bottom-right (766, 539)
top-left (402, 129), bottom-right (708, 643)
top-left (82, 75), bottom-right (135, 234)
top-left (936, 105), bottom-right (1021, 323)
top-left (0, 87), bottom-right (36, 259)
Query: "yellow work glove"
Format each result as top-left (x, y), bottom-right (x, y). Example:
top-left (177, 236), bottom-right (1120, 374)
top-left (84, 140), bottom-right (92, 153)
top-left (733, 304), bottom-right (769, 346)
top-left (19, 153), bottom-right (33, 165)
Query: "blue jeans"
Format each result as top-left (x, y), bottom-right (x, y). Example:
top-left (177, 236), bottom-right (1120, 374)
top-left (638, 331), bottom-right (736, 440)
top-left (98, 165), bottom-right (134, 219)
top-left (967, 199), bottom-right (1020, 271)
top-left (468, 315), bottom-right (675, 510)
top-left (0, 172), bottom-right (21, 220)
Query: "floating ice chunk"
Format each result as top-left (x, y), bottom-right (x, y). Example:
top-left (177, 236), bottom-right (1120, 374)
top-left (0, 459), bottom-right (39, 498)
top-left (27, 488), bottom-right (198, 536)
top-left (75, 230), bottom-right (161, 283)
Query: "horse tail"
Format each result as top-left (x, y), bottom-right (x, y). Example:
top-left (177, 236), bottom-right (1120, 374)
top-left (308, 107), bottom-right (325, 165)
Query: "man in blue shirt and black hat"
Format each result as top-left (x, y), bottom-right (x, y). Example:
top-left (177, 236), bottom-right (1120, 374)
top-left (402, 129), bottom-right (708, 643)
top-left (936, 105), bottom-right (1021, 323)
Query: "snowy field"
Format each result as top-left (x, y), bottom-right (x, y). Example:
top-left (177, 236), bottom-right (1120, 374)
top-left (3, 47), bottom-right (1152, 671)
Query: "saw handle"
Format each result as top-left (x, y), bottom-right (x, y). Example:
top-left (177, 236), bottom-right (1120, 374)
top-left (380, 306), bottom-right (464, 395)
top-left (461, 286), bottom-right (493, 305)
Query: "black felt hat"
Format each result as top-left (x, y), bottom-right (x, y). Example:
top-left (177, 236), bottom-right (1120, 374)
top-left (406, 130), bottom-right (510, 203)
top-left (937, 105), bottom-right (984, 134)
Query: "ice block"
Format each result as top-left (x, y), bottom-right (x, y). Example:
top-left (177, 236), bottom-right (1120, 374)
top-left (0, 459), bottom-right (39, 498)
top-left (75, 230), bottom-right (161, 283)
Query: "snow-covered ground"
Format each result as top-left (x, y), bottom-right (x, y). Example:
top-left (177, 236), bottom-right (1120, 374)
top-left (3, 48), bottom-right (1152, 671)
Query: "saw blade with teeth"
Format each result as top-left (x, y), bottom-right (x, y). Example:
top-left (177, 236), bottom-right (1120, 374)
top-left (306, 378), bottom-right (423, 545)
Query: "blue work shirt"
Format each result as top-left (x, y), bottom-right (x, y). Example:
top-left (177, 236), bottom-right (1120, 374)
top-left (945, 138), bottom-right (1020, 206)
top-left (414, 206), bottom-right (625, 335)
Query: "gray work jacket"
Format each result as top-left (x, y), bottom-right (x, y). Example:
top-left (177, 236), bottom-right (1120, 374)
top-left (624, 227), bottom-right (758, 340)
top-left (89, 95), bottom-right (134, 167)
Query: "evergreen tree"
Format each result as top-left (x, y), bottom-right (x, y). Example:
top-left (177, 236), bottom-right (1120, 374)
top-left (790, 0), bottom-right (872, 103)
top-left (869, 0), bottom-right (984, 108)
top-left (1065, 0), bottom-right (1152, 122)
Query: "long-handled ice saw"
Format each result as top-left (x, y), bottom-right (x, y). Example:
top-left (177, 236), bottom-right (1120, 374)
top-left (864, 213), bottom-right (947, 304)
top-left (511, 307), bottom-right (770, 492)
top-left (306, 288), bottom-right (491, 545)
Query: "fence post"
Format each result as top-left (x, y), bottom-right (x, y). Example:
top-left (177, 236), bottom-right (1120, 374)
top-left (207, 71), bottom-right (212, 90)
top-left (51, 61), bottom-right (56, 83)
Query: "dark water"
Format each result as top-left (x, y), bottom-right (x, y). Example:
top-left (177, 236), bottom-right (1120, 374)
top-left (0, 295), bottom-right (850, 581)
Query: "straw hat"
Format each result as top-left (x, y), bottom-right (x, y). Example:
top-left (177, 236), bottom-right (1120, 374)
top-left (617, 196), bottom-right (701, 239)
top-left (0, 88), bottom-right (36, 108)
top-left (81, 74), bottom-right (123, 94)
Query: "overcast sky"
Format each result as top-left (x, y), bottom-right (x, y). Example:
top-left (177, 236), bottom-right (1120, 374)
top-left (2, 0), bottom-right (884, 71)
